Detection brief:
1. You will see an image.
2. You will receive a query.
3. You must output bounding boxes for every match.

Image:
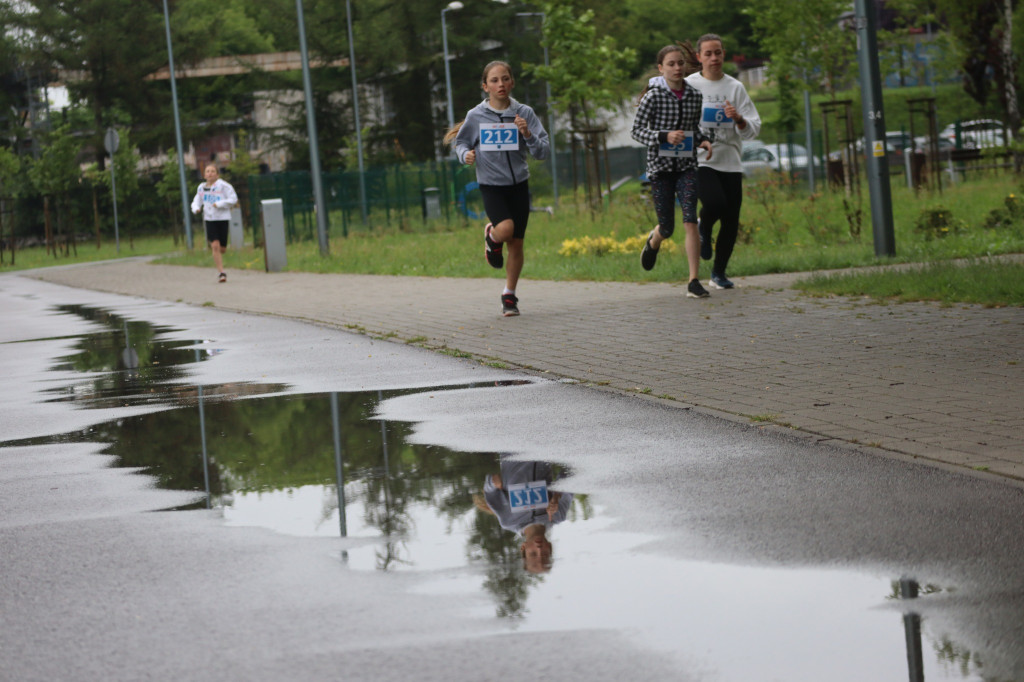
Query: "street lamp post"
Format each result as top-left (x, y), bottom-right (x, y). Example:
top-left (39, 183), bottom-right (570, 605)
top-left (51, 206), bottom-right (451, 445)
top-left (296, 0), bottom-right (330, 255)
top-left (441, 1), bottom-right (464, 133)
top-left (345, 0), bottom-right (368, 225)
top-left (161, 0), bottom-right (193, 250)
top-left (516, 12), bottom-right (557, 207)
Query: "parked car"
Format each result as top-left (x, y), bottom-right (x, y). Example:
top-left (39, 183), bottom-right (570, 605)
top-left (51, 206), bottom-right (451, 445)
top-left (940, 119), bottom-right (1009, 149)
top-left (913, 135), bottom-right (956, 160)
top-left (741, 141), bottom-right (822, 180)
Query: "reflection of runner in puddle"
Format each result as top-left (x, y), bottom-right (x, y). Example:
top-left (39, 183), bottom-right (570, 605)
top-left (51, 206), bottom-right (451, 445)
top-left (479, 458), bottom-right (573, 573)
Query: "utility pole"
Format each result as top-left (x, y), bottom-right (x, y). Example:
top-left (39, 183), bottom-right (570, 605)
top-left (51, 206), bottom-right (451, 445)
top-left (855, 0), bottom-right (896, 257)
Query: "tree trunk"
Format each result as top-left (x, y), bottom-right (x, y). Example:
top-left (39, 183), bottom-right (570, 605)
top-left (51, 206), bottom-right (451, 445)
top-left (93, 186), bottom-right (102, 248)
top-left (44, 196), bottom-right (54, 257)
top-left (1001, 0), bottom-right (1022, 171)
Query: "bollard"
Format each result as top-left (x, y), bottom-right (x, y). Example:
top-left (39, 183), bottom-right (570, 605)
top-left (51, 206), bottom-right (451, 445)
top-left (421, 187), bottom-right (441, 221)
top-left (229, 207), bottom-right (245, 250)
top-left (261, 199), bottom-right (287, 272)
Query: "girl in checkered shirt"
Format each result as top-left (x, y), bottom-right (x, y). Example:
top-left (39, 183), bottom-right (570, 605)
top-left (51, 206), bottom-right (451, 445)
top-left (632, 44), bottom-right (714, 299)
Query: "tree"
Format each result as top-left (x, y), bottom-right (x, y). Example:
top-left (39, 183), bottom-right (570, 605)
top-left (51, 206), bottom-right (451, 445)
top-left (3, 1), bottom-right (169, 165)
top-left (0, 146), bottom-right (23, 264)
top-left (27, 123), bottom-right (82, 256)
top-left (747, 0), bottom-right (857, 100)
top-left (91, 127), bottom-right (142, 248)
top-left (526, 2), bottom-right (636, 209)
top-left (155, 150), bottom-right (186, 245)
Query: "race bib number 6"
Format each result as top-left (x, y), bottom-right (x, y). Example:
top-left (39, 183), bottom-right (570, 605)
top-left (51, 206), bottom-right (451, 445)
top-left (658, 131), bottom-right (694, 158)
top-left (479, 123), bottom-right (519, 152)
top-left (702, 103), bottom-right (734, 129)
top-left (507, 481), bottom-right (549, 511)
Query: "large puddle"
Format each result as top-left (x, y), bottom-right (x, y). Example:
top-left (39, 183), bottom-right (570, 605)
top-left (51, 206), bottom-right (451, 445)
top-left (0, 305), bottom-right (992, 680)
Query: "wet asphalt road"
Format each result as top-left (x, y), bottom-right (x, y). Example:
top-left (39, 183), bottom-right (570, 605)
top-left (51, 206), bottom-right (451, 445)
top-left (2, 274), bottom-right (1024, 681)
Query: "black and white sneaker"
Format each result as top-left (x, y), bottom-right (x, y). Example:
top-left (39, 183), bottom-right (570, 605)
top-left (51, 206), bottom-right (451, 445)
top-left (709, 271), bottom-right (734, 289)
top-left (501, 293), bottom-right (520, 317)
top-left (640, 234), bottom-right (659, 271)
top-left (686, 279), bottom-right (710, 299)
top-left (484, 223), bottom-right (503, 269)
top-left (218, 272), bottom-right (227, 283)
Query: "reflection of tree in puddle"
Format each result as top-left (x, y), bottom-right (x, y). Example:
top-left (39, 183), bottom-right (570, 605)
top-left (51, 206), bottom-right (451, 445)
top-left (44, 305), bottom-right (216, 408)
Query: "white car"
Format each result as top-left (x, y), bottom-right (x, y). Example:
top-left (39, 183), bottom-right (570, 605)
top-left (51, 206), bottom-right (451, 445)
top-left (741, 141), bottom-right (821, 180)
top-left (940, 119), bottom-right (1009, 149)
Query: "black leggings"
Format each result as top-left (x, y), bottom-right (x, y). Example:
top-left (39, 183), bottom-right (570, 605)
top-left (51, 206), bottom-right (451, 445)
top-left (697, 167), bottom-right (743, 275)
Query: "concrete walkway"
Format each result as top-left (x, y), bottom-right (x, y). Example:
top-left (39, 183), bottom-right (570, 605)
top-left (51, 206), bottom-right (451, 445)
top-left (23, 258), bottom-right (1024, 486)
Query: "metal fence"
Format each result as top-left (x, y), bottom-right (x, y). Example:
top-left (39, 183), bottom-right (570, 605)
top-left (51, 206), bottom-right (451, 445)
top-left (246, 147), bottom-right (652, 244)
top-left (246, 160), bottom-right (482, 244)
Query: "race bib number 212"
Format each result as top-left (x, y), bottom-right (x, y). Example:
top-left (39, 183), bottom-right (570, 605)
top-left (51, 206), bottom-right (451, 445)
top-left (479, 123), bottom-right (519, 152)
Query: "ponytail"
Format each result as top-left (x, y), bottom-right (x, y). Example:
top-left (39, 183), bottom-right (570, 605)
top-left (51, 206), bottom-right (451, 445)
top-left (443, 120), bottom-right (464, 148)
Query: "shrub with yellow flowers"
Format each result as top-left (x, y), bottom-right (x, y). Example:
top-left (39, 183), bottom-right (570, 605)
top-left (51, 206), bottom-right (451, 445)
top-left (559, 232), bottom-right (676, 257)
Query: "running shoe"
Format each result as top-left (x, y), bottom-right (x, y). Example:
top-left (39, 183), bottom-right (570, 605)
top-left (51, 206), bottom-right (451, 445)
top-left (484, 223), bottom-right (503, 269)
top-left (709, 271), bottom-right (734, 289)
top-left (218, 272), bottom-right (227, 283)
top-left (686, 278), bottom-right (710, 299)
top-left (501, 293), bottom-right (519, 317)
top-left (640, 234), bottom-right (659, 271)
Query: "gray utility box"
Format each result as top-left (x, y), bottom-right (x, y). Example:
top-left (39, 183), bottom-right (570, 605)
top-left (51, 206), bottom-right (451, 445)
top-left (229, 207), bottom-right (244, 250)
top-left (261, 199), bottom-right (287, 272)
top-left (422, 187), bottom-right (441, 220)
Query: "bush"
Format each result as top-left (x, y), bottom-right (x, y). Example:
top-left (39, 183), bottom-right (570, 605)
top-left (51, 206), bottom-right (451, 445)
top-left (914, 205), bottom-right (963, 239)
top-left (982, 193), bottom-right (1024, 230)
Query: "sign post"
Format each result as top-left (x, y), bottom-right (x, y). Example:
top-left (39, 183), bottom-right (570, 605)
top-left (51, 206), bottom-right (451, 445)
top-left (104, 128), bottom-right (121, 254)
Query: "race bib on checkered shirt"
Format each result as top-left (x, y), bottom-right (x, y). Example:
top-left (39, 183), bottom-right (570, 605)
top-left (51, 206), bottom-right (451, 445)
top-left (658, 131), bottom-right (694, 157)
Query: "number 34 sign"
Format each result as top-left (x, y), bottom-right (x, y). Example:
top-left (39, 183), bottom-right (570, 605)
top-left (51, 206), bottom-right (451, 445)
top-left (507, 481), bottom-right (549, 511)
top-left (479, 122), bottom-right (519, 152)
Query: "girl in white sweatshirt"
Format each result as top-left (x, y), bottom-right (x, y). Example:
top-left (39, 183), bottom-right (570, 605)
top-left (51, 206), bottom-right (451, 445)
top-left (191, 163), bottom-right (238, 283)
top-left (685, 33), bottom-right (762, 289)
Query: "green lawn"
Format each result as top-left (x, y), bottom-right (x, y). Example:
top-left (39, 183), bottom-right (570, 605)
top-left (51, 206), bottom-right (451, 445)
top-left (5, 173), bottom-right (1023, 307)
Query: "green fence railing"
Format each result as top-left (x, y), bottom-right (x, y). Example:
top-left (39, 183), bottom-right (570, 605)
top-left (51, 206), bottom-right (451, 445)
top-left (247, 160), bottom-right (479, 244)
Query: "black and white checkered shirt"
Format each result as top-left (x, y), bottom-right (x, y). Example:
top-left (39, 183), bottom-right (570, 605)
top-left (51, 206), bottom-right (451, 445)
top-left (631, 81), bottom-right (707, 178)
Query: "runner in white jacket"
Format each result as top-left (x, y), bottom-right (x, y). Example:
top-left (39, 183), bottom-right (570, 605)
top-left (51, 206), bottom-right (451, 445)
top-left (685, 33), bottom-right (761, 290)
top-left (191, 164), bottom-right (238, 283)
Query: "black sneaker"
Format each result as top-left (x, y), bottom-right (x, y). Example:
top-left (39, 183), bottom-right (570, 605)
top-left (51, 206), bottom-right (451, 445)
top-left (686, 278), bottom-right (710, 299)
top-left (640, 234), bottom-right (659, 271)
top-left (218, 272), bottom-right (227, 283)
top-left (501, 293), bottom-right (519, 316)
top-left (484, 223), bottom-right (503, 269)
top-left (699, 218), bottom-right (712, 261)
top-left (709, 271), bottom-right (734, 289)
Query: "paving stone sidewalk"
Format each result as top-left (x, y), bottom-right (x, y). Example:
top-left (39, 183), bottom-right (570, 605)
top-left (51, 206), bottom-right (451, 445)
top-left (22, 258), bottom-right (1024, 485)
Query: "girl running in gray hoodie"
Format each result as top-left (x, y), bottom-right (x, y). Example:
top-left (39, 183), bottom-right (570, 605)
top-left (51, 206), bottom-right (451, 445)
top-left (444, 61), bottom-right (549, 316)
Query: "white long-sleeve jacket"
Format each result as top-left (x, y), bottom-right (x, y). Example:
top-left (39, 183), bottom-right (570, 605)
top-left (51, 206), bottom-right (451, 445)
top-left (191, 178), bottom-right (238, 221)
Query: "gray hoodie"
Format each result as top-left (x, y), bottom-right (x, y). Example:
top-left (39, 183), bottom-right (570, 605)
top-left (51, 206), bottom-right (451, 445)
top-left (453, 98), bottom-right (549, 186)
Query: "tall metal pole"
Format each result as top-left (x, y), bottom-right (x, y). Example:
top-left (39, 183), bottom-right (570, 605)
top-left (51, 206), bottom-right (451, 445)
top-left (441, 2), bottom-right (463, 133)
top-left (804, 88), bottom-right (815, 194)
top-left (855, 0), bottom-right (895, 257)
top-left (162, 0), bottom-right (193, 250)
top-left (516, 12), bottom-right (557, 206)
top-left (109, 155), bottom-right (120, 253)
top-left (345, 0), bottom-right (368, 225)
top-left (296, 0), bottom-right (330, 255)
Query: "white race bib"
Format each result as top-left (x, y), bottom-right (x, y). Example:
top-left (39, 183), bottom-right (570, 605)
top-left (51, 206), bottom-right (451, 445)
top-left (479, 123), bottom-right (519, 152)
top-left (702, 103), bottom-right (735, 129)
top-left (507, 481), bottom-right (549, 511)
top-left (658, 131), bottom-right (694, 158)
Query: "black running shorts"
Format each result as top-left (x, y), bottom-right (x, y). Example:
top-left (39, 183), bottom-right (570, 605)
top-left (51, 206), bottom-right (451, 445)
top-left (205, 220), bottom-right (229, 246)
top-left (479, 181), bottom-right (531, 240)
